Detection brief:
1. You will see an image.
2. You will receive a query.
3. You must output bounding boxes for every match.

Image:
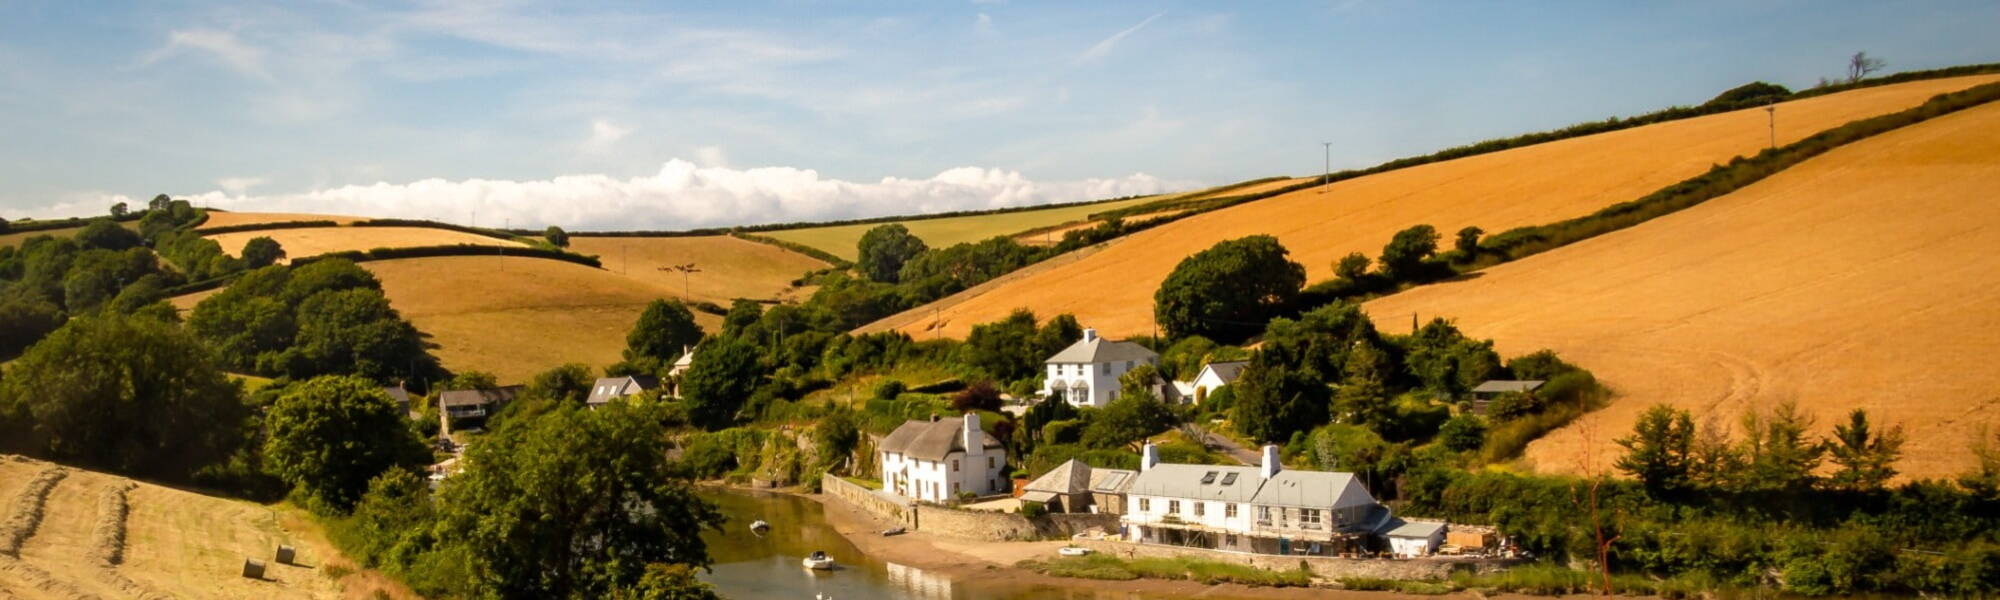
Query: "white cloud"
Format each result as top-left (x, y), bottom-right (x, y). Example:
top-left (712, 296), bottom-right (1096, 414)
top-left (694, 146), bottom-right (730, 168)
top-left (583, 118), bottom-right (632, 152)
top-left (149, 160), bottom-right (1194, 230)
top-left (142, 29), bottom-right (270, 80)
top-left (1075, 13), bottom-right (1162, 64)
top-left (216, 177), bottom-right (268, 194)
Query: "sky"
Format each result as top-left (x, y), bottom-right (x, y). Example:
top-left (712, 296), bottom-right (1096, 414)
top-left (2, 1), bottom-right (1996, 230)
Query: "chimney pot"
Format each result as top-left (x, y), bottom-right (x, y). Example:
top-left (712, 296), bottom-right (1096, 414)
top-left (1260, 445), bottom-right (1281, 480)
top-left (1082, 328), bottom-right (1099, 343)
top-left (1141, 441), bottom-right (1161, 472)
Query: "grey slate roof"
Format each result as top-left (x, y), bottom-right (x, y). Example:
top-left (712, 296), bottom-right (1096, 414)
top-left (1045, 336), bottom-right (1158, 364)
top-left (1198, 361), bottom-right (1249, 384)
top-left (1380, 518), bottom-right (1447, 539)
top-left (1025, 459), bottom-right (1093, 495)
top-left (1127, 463), bottom-right (1378, 510)
top-left (382, 386), bottom-right (413, 413)
top-left (878, 417), bottom-right (1003, 461)
top-left (586, 375), bottom-right (662, 405)
top-left (1472, 380), bottom-right (1545, 394)
top-left (438, 386), bottom-right (523, 408)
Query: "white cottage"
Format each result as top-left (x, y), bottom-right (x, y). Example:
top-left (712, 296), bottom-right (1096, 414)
top-left (1121, 443), bottom-right (1395, 556)
top-left (1186, 360), bottom-right (1248, 404)
top-left (879, 413), bottom-right (1008, 503)
top-left (1040, 328), bottom-right (1160, 408)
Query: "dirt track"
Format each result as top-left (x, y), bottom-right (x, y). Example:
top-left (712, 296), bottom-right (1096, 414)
top-left (1363, 100), bottom-right (2000, 480)
top-left (888, 75), bottom-right (2000, 340)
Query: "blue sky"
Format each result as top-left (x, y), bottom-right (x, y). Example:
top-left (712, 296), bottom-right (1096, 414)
top-left (2, 1), bottom-right (1996, 229)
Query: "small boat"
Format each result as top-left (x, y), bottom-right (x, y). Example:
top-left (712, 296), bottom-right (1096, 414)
top-left (802, 550), bottom-right (836, 570)
top-left (749, 519), bottom-right (770, 533)
top-left (880, 526), bottom-right (906, 537)
top-left (1057, 546), bottom-right (1092, 557)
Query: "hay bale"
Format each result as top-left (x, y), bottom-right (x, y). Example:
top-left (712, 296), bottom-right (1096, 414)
top-left (241, 558), bottom-right (265, 579)
top-left (275, 544), bottom-right (295, 565)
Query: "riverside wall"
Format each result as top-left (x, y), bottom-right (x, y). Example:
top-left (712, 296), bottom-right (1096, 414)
top-left (1077, 539), bottom-right (1518, 580)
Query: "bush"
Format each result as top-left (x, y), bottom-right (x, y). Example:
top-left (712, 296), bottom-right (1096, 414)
top-left (873, 379), bottom-right (907, 400)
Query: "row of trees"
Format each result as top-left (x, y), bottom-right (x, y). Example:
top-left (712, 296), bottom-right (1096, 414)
top-left (1616, 402), bottom-right (1907, 497)
top-left (187, 258), bottom-right (438, 383)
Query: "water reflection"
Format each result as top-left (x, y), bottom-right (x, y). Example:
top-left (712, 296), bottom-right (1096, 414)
top-left (697, 488), bottom-right (1290, 600)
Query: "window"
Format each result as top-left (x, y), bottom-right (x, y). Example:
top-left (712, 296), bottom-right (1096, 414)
top-left (1101, 363), bottom-right (1110, 374)
top-left (1200, 471), bottom-right (1217, 484)
top-left (1301, 509), bottom-right (1323, 529)
top-left (1221, 473), bottom-right (1238, 486)
top-left (1167, 500), bottom-right (1180, 515)
top-left (1193, 502), bottom-right (1205, 517)
top-left (1256, 506), bottom-right (1271, 524)
top-left (1225, 534), bottom-right (1237, 547)
top-left (1139, 498), bottom-right (1151, 511)
top-left (1225, 503), bottom-right (1237, 518)
top-left (951, 459), bottom-right (959, 471)
top-left (951, 482), bottom-right (959, 495)
top-left (987, 456), bottom-right (995, 469)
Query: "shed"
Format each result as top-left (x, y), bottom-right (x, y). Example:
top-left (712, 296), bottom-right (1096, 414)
top-left (1379, 518), bottom-right (1448, 557)
top-left (1021, 459), bottom-right (1095, 513)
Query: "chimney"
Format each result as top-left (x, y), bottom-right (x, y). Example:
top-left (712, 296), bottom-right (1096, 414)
top-left (962, 412), bottom-right (982, 457)
top-left (1141, 441), bottom-right (1161, 472)
top-left (1082, 328), bottom-right (1099, 343)
top-left (1260, 445), bottom-right (1281, 480)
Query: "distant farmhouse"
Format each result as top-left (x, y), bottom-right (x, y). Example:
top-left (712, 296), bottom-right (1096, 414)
top-left (382, 384), bottom-right (415, 418)
top-left (879, 413), bottom-right (1008, 503)
top-left (1040, 328), bottom-right (1162, 408)
top-left (438, 385), bottom-right (522, 433)
top-left (1118, 442), bottom-right (1447, 558)
top-left (586, 375), bottom-right (661, 407)
top-left (1182, 360), bottom-right (1247, 404)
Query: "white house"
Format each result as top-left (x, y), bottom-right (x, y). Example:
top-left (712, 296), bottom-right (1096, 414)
top-left (879, 413), bottom-right (1008, 503)
top-left (1040, 328), bottom-right (1160, 408)
top-left (1186, 360), bottom-right (1248, 404)
top-left (1381, 519), bottom-right (1448, 557)
top-left (585, 375), bottom-right (661, 407)
top-left (1121, 443), bottom-right (1397, 556)
top-left (667, 347), bottom-right (696, 397)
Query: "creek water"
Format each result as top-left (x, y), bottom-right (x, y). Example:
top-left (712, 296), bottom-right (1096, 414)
top-left (698, 488), bottom-right (1252, 600)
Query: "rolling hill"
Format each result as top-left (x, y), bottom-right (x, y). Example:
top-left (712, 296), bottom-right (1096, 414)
top-left (1362, 98), bottom-right (2000, 480)
top-left (882, 74), bottom-right (2000, 340)
top-left (0, 454), bottom-right (405, 599)
top-left (566, 235), bottom-right (829, 305)
top-left (196, 211), bottom-right (363, 229)
top-left (756, 194), bottom-right (1161, 261)
top-left (361, 256), bottom-right (726, 383)
top-left (207, 226), bottom-right (523, 262)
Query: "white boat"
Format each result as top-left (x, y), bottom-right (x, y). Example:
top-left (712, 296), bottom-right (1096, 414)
top-left (1057, 546), bottom-right (1092, 557)
top-left (802, 550), bottom-right (836, 570)
top-left (749, 519), bottom-right (770, 533)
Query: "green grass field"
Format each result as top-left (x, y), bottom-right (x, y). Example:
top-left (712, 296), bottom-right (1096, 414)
top-left (757, 195), bottom-right (1160, 261)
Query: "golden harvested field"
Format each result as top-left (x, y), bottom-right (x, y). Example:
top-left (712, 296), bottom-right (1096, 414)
top-left (567, 235), bottom-right (829, 304)
top-left (1185, 177), bottom-right (1311, 200)
top-left (0, 454), bottom-right (406, 599)
top-left (363, 256), bottom-right (723, 383)
top-left (1363, 100), bottom-right (2000, 480)
top-left (206, 226), bottom-right (523, 261)
top-left (198, 211), bottom-right (363, 229)
top-left (1015, 209), bottom-right (1186, 246)
top-left (890, 74), bottom-right (2000, 340)
top-left (758, 195), bottom-right (1160, 261)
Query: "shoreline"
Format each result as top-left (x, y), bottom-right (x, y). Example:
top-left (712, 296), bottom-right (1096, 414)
top-left (793, 488), bottom-right (1475, 600)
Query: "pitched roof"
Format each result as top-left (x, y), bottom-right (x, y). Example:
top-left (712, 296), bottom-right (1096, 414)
top-left (382, 386), bottom-right (412, 407)
top-left (586, 375), bottom-right (662, 405)
top-left (438, 386), bottom-right (523, 408)
top-left (1197, 361), bottom-right (1250, 384)
top-left (1025, 459), bottom-right (1093, 494)
top-left (878, 417), bottom-right (1003, 461)
top-left (1250, 470), bottom-right (1376, 510)
top-left (1127, 464), bottom-right (1266, 503)
top-left (1472, 380), bottom-right (1545, 394)
top-left (1046, 336), bottom-right (1158, 364)
top-left (673, 348), bottom-right (696, 367)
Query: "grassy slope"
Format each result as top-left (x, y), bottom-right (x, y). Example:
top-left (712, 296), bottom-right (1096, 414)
top-left (567, 234), bottom-right (829, 305)
top-left (197, 211), bottom-right (365, 228)
top-left (757, 195), bottom-right (1160, 261)
top-left (0, 455), bottom-right (410, 599)
top-left (207, 226), bottom-right (523, 260)
top-left (362, 255), bottom-right (725, 383)
top-left (889, 74), bottom-right (2000, 340)
top-left (1363, 100), bottom-right (2000, 480)
top-left (0, 221), bottom-right (140, 249)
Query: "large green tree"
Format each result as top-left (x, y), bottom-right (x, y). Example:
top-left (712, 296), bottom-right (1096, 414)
top-left (0, 315), bottom-right (248, 479)
top-left (855, 223), bottom-right (929, 283)
top-left (1230, 345), bottom-right (1330, 443)
top-left (437, 402), bottom-right (724, 597)
top-left (264, 375), bottom-right (429, 512)
top-left (240, 236), bottom-right (287, 268)
top-left (1825, 409), bottom-right (1904, 492)
top-left (1378, 224), bottom-right (1440, 281)
top-left (1081, 366), bottom-right (1176, 450)
top-left (1154, 235), bottom-right (1306, 342)
top-left (1615, 404), bottom-right (1697, 496)
top-left (0, 291), bottom-right (65, 358)
top-left (679, 337), bottom-right (764, 429)
top-left (627, 299), bottom-right (703, 363)
top-left (1737, 400), bottom-right (1825, 493)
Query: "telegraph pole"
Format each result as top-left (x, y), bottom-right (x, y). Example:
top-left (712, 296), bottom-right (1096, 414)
top-left (1766, 104), bottom-right (1777, 150)
top-left (1321, 141), bottom-right (1333, 193)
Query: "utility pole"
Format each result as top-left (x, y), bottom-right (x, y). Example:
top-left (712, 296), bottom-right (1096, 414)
top-left (660, 263), bottom-right (700, 298)
top-left (1321, 142), bottom-right (1333, 193)
top-left (1766, 104), bottom-right (1777, 150)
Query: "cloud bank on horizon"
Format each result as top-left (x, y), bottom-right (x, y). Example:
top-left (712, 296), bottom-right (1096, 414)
top-left (23, 161), bottom-right (1189, 231)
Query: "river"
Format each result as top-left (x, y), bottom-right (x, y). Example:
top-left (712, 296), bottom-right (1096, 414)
top-left (699, 488), bottom-right (1260, 600)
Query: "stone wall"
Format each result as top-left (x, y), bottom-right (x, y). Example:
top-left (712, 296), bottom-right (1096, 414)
top-left (911, 507), bottom-right (1121, 542)
top-left (820, 474), bottom-right (915, 529)
top-left (1076, 539), bottom-right (1517, 581)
